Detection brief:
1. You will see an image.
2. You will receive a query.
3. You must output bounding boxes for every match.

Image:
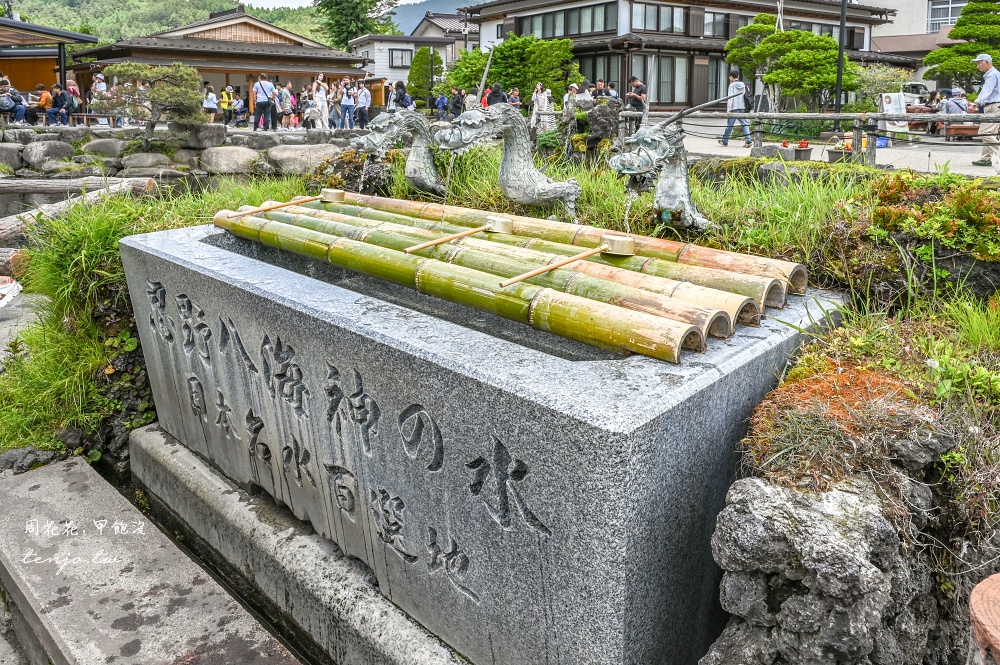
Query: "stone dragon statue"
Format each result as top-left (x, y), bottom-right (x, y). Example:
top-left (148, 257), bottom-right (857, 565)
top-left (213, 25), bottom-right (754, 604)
top-left (351, 110), bottom-right (445, 196)
top-left (609, 94), bottom-right (741, 232)
top-left (609, 119), bottom-right (709, 231)
top-left (434, 103), bottom-right (581, 219)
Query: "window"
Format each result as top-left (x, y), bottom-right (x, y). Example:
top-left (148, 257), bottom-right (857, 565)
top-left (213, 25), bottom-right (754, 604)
top-left (704, 12), bottom-right (727, 37)
top-left (630, 53), bottom-right (687, 104)
top-left (577, 54), bottom-right (621, 87)
top-left (735, 15), bottom-right (752, 29)
top-left (497, 23), bottom-right (503, 38)
top-left (708, 57), bottom-right (729, 101)
top-left (514, 3), bottom-right (615, 39)
top-left (632, 3), bottom-right (684, 33)
top-left (788, 20), bottom-right (812, 31)
top-left (928, 0), bottom-right (967, 32)
top-left (389, 49), bottom-right (413, 68)
top-left (815, 24), bottom-right (837, 39)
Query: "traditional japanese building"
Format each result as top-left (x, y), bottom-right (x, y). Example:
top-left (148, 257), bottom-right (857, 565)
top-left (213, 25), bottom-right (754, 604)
top-left (0, 17), bottom-right (97, 91)
top-left (69, 5), bottom-right (370, 100)
top-left (466, 0), bottom-right (918, 108)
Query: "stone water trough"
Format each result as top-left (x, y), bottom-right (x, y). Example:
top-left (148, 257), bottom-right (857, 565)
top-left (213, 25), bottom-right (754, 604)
top-left (121, 192), bottom-right (839, 665)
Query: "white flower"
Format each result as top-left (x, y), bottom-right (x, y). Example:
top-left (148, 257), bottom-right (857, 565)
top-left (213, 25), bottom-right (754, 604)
top-left (969, 426), bottom-right (981, 435)
top-left (926, 358), bottom-right (940, 370)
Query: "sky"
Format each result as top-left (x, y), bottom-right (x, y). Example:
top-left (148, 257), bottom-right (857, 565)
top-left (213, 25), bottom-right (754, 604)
top-left (243, 0), bottom-right (425, 7)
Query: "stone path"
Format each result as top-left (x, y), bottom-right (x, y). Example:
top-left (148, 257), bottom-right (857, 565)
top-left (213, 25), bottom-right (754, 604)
top-left (681, 117), bottom-right (999, 176)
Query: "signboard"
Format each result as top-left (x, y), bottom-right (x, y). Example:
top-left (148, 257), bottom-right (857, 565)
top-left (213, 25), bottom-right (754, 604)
top-left (880, 92), bottom-right (909, 132)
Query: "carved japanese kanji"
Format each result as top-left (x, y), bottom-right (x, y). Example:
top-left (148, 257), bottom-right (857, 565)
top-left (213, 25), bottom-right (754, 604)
top-left (466, 437), bottom-right (550, 535)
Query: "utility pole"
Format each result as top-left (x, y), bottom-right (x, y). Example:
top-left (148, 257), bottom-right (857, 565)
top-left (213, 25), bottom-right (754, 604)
top-left (833, 0), bottom-right (847, 131)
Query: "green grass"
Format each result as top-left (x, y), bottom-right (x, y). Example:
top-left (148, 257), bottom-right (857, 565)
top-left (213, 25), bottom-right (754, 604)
top-left (0, 177), bottom-right (307, 450)
top-left (941, 294), bottom-right (1000, 353)
top-left (692, 170), bottom-right (871, 263)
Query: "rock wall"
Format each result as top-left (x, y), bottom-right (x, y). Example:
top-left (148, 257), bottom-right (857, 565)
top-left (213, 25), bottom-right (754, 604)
top-left (0, 123), bottom-right (368, 180)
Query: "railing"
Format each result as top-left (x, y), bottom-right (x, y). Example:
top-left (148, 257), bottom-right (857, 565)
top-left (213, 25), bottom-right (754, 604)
top-left (617, 110), bottom-right (1000, 166)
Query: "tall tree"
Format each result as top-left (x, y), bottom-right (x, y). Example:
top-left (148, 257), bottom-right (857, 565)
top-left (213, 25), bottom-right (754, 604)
top-left (407, 46), bottom-right (444, 104)
top-left (752, 30), bottom-right (859, 111)
top-left (446, 35), bottom-right (580, 101)
top-left (314, 0), bottom-right (400, 50)
top-left (923, 0), bottom-right (1000, 90)
top-left (724, 13), bottom-right (777, 79)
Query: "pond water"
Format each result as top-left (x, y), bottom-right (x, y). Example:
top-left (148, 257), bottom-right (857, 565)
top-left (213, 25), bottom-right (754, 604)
top-left (0, 192), bottom-right (74, 216)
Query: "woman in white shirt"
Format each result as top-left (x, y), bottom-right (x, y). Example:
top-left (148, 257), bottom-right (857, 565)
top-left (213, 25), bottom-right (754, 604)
top-left (531, 82), bottom-right (555, 131)
top-left (312, 73), bottom-right (329, 131)
top-left (202, 85), bottom-right (218, 123)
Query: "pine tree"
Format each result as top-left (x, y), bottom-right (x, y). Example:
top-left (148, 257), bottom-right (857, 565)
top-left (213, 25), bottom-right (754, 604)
top-left (314, 0), bottom-right (399, 50)
top-left (724, 13), bottom-right (777, 79)
top-left (407, 46), bottom-right (444, 105)
top-left (923, 1), bottom-right (1000, 90)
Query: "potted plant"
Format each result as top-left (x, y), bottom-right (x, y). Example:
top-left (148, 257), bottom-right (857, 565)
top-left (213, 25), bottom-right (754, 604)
top-left (827, 140), bottom-right (852, 163)
top-left (794, 139), bottom-right (813, 161)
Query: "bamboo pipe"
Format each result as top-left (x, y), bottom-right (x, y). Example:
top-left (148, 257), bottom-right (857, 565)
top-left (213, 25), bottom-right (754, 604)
top-left (300, 200), bottom-right (785, 309)
top-left (228, 196), bottom-right (321, 219)
top-left (256, 208), bottom-right (732, 340)
top-left (280, 203), bottom-right (760, 327)
top-left (404, 225), bottom-right (491, 253)
top-left (340, 192), bottom-right (808, 294)
top-left (215, 212), bottom-right (704, 362)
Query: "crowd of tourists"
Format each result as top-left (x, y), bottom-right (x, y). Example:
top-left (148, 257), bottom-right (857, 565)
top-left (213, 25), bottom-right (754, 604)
top-left (0, 73), bottom-right (84, 126)
top-left (242, 72), bottom-right (377, 132)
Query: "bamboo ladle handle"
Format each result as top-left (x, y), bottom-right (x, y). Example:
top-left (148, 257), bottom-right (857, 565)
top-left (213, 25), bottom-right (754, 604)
top-left (403, 225), bottom-right (492, 254)
top-left (228, 196), bottom-right (321, 219)
top-left (499, 245), bottom-right (608, 288)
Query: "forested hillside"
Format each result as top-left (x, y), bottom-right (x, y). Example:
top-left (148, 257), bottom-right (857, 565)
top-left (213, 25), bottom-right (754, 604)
top-left (15, 0), bottom-right (331, 45)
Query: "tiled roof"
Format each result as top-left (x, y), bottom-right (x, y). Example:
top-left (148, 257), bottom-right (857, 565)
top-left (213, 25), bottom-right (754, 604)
top-left (421, 12), bottom-right (480, 34)
top-left (73, 37), bottom-right (362, 62)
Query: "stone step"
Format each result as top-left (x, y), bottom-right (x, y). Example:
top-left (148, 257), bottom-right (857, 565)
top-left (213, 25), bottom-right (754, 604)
top-left (130, 425), bottom-right (467, 665)
top-left (0, 458), bottom-right (300, 665)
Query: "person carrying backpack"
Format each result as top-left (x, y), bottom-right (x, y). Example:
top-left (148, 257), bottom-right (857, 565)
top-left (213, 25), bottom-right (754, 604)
top-left (718, 69), bottom-right (752, 148)
top-left (0, 79), bottom-right (25, 124)
top-left (449, 86), bottom-right (463, 119)
top-left (219, 86), bottom-right (234, 125)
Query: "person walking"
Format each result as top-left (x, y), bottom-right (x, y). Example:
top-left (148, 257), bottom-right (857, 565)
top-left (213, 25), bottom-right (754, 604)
top-left (508, 88), bottom-right (522, 112)
top-left (971, 54), bottom-right (1000, 167)
top-left (252, 73), bottom-right (276, 132)
top-left (435, 91), bottom-right (448, 120)
top-left (718, 70), bottom-right (752, 148)
top-left (219, 86), bottom-right (234, 125)
top-left (339, 77), bottom-right (356, 129)
top-left (530, 82), bottom-right (555, 131)
top-left (356, 79), bottom-right (371, 129)
top-left (279, 81), bottom-right (294, 130)
top-left (202, 85), bottom-right (218, 123)
top-left (312, 73), bottom-right (329, 131)
top-left (449, 87), bottom-right (463, 119)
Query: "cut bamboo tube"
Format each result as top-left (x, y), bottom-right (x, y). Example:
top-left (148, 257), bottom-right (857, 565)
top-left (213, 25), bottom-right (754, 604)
top-left (215, 211), bottom-right (704, 362)
top-left (301, 200), bottom-right (785, 309)
top-left (277, 203), bottom-right (759, 330)
top-left (342, 192), bottom-right (808, 294)
top-left (404, 224), bottom-right (491, 254)
top-left (257, 208), bottom-right (731, 340)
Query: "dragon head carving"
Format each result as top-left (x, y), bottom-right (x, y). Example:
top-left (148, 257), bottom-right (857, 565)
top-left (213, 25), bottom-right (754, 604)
top-left (434, 103), bottom-right (521, 155)
top-left (351, 110), bottom-right (432, 158)
top-left (609, 121), bottom-right (685, 177)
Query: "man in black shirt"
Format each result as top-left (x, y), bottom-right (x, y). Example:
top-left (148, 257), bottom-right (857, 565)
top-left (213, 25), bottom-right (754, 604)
top-left (486, 82), bottom-right (507, 106)
top-left (627, 76), bottom-right (647, 112)
top-left (594, 79), bottom-right (611, 98)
